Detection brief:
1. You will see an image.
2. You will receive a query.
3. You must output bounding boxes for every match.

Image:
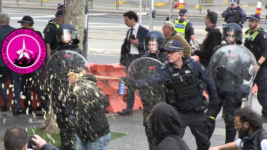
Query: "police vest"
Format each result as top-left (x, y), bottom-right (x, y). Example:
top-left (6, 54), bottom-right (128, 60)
top-left (226, 8), bottom-right (241, 23)
top-left (244, 29), bottom-right (267, 67)
top-left (44, 20), bottom-right (60, 34)
top-left (174, 19), bottom-right (189, 38)
top-left (171, 61), bottom-right (204, 101)
top-left (242, 129), bottom-right (267, 150)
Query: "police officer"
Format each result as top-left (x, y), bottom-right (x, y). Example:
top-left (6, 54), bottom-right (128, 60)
top-left (43, 9), bottom-right (64, 60)
top-left (17, 15), bottom-right (48, 116)
top-left (244, 14), bottom-right (267, 122)
top-left (207, 23), bottom-right (252, 144)
top-left (50, 24), bottom-right (81, 150)
top-left (222, 0), bottom-right (246, 28)
top-left (137, 30), bottom-right (167, 150)
top-left (174, 9), bottom-right (197, 45)
top-left (144, 31), bottom-right (167, 63)
top-left (122, 40), bottom-right (218, 150)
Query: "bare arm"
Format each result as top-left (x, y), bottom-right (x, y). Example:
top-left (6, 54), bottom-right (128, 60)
top-left (190, 35), bottom-right (197, 42)
top-left (209, 142), bottom-right (238, 150)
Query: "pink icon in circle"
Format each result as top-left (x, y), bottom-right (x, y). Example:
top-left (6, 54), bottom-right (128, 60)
top-left (1, 29), bottom-right (47, 74)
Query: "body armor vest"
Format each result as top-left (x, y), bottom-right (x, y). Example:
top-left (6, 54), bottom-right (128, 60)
top-left (242, 129), bottom-right (267, 150)
top-left (226, 8), bottom-right (241, 24)
top-left (171, 61), bottom-right (203, 101)
top-left (174, 19), bottom-right (189, 38)
top-left (244, 29), bottom-right (267, 67)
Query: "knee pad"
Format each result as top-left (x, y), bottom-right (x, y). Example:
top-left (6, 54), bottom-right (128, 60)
top-left (224, 115), bottom-right (234, 126)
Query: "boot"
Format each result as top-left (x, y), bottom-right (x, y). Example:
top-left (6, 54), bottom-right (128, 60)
top-left (225, 124), bottom-right (237, 143)
top-left (117, 108), bottom-right (133, 115)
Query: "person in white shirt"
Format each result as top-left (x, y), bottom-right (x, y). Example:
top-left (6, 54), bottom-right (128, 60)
top-left (209, 107), bottom-right (267, 150)
top-left (118, 11), bottom-right (149, 116)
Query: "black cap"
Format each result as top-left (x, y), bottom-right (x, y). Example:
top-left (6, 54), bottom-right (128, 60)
top-left (247, 14), bottom-right (261, 22)
top-left (55, 9), bottom-right (64, 17)
top-left (57, 2), bottom-right (66, 9)
top-left (179, 9), bottom-right (188, 16)
top-left (17, 15), bottom-right (34, 24)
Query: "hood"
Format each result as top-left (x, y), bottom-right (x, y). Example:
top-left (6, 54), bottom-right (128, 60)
top-left (151, 103), bottom-right (181, 144)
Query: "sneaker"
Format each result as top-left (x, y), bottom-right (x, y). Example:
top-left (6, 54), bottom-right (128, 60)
top-left (117, 108), bottom-right (133, 116)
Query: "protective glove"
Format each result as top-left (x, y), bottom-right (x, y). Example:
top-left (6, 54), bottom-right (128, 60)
top-left (120, 77), bottom-right (136, 88)
top-left (208, 97), bottom-right (221, 109)
top-left (206, 111), bottom-right (215, 139)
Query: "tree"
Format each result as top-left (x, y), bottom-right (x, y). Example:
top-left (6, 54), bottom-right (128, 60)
top-left (42, 0), bottom-right (87, 134)
top-left (64, 0), bottom-right (86, 51)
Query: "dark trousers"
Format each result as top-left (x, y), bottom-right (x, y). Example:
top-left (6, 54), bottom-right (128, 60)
top-left (21, 68), bottom-right (48, 111)
top-left (125, 59), bottom-right (138, 111)
top-left (254, 79), bottom-right (267, 117)
top-left (0, 67), bottom-right (20, 109)
top-left (144, 124), bottom-right (156, 150)
top-left (208, 88), bottom-right (242, 143)
top-left (178, 110), bottom-right (210, 150)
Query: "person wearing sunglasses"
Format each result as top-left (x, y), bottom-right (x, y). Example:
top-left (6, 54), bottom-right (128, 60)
top-left (244, 14), bottom-right (267, 123)
top-left (207, 22), bottom-right (257, 144)
top-left (121, 40), bottom-right (218, 150)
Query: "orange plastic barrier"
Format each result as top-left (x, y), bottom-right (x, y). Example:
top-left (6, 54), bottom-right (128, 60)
top-left (89, 63), bottom-right (143, 113)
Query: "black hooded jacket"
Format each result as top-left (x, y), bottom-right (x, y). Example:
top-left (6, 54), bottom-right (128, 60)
top-left (151, 103), bottom-right (190, 150)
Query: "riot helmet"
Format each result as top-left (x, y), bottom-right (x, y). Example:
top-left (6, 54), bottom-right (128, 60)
top-left (144, 31), bottom-right (165, 53)
top-left (222, 23), bottom-right (242, 44)
top-left (56, 24), bottom-right (79, 46)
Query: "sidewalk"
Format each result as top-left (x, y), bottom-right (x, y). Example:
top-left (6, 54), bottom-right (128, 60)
top-left (0, 94), bottom-right (266, 150)
top-left (3, 0), bottom-right (267, 18)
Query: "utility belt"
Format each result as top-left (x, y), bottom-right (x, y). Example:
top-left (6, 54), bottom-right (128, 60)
top-left (174, 96), bottom-right (208, 113)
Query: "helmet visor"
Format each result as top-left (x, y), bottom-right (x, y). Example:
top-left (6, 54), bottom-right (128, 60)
top-left (59, 29), bottom-right (77, 44)
top-left (223, 29), bottom-right (237, 44)
top-left (144, 37), bottom-right (164, 53)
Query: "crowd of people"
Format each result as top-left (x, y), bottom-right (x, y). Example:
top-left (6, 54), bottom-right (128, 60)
top-left (1, 0), bottom-right (267, 149)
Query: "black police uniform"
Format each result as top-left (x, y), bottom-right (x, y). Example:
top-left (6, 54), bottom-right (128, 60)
top-left (136, 30), bottom-right (168, 150)
top-left (208, 44), bottom-right (252, 143)
top-left (48, 24), bottom-right (82, 150)
top-left (207, 23), bottom-right (248, 143)
top-left (244, 27), bottom-right (267, 121)
top-left (222, 6), bottom-right (247, 28)
top-left (141, 52), bottom-right (167, 150)
top-left (125, 56), bottom-right (218, 150)
top-left (51, 45), bottom-right (82, 150)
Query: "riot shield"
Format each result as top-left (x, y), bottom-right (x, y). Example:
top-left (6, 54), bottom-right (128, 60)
top-left (209, 44), bottom-right (257, 93)
top-left (42, 50), bottom-right (90, 128)
top-left (45, 50), bottom-right (90, 87)
top-left (127, 57), bottom-right (166, 102)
